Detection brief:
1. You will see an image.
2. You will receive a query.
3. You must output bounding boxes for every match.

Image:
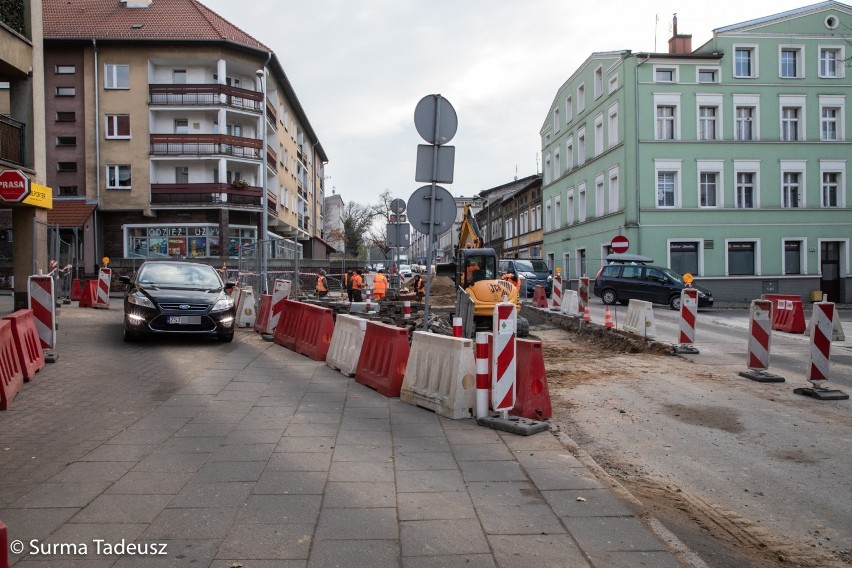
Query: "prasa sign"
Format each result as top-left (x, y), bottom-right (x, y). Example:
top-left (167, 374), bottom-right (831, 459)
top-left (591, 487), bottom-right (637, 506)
top-left (0, 169), bottom-right (31, 203)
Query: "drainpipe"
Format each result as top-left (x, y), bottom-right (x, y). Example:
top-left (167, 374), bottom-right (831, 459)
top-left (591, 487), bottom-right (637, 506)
top-left (633, 53), bottom-right (651, 255)
top-left (93, 38), bottom-right (101, 272)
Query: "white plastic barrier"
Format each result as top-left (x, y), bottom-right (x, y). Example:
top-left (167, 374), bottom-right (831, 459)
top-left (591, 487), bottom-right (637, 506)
top-left (624, 299), bottom-right (656, 339)
top-left (560, 290), bottom-right (581, 317)
top-left (401, 331), bottom-right (476, 419)
top-left (236, 286), bottom-right (256, 328)
top-left (805, 307), bottom-right (845, 342)
top-left (326, 314), bottom-right (368, 377)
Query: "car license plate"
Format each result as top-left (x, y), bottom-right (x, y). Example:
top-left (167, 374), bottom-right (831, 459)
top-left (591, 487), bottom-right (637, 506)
top-left (167, 315), bottom-right (200, 325)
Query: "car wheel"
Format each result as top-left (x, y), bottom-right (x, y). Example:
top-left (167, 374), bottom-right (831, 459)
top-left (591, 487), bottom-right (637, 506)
top-left (669, 295), bottom-right (682, 311)
top-left (601, 289), bottom-right (618, 305)
top-left (219, 332), bottom-right (234, 343)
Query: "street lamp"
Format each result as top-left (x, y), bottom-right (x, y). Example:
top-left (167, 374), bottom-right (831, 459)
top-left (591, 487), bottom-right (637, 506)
top-left (256, 68), bottom-right (268, 294)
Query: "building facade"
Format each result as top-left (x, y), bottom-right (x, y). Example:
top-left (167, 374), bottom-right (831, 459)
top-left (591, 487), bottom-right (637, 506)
top-left (541, 2), bottom-right (851, 302)
top-left (42, 0), bottom-right (328, 274)
top-left (322, 192), bottom-right (345, 254)
top-left (475, 174), bottom-right (541, 259)
top-left (410, 195), bottom-right (483, 264)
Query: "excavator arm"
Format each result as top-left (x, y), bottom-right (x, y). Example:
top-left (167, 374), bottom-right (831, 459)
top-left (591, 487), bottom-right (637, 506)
top-left (458, 204), bottom-right (483, 250)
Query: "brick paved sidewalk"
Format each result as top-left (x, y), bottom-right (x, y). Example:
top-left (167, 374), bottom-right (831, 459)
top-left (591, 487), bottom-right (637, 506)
top-left (0, 301), bottom-right (688, 567)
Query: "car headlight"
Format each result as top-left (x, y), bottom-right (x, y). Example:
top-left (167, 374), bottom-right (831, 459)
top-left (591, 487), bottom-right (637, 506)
top-left (127, 293), bottom-right (154, 309)
top-left (547, 275), bottom-right (553, 282)
top-left (697, 291), bottom-right (707, 298)
top-left (212, 295), bottom-right (235, 312)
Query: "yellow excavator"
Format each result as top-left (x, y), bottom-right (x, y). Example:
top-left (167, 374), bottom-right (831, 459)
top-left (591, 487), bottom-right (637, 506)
top-left (437, 204), bottom-right (529, 337)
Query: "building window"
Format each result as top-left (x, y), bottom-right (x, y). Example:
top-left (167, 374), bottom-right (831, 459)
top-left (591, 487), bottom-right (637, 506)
top-left (577, 84), bottom-right (585, 112)
top-left (670, 241), bottom-right (699, 275)
top-left (728, 241), bottom-right (756, 275)
top-left (734, 46), bottom-right (757, 78)
top-left (736, 172), bottom-right (756, 208)
top-left (56, 111), bottom-right (76, 122)
top-left (607, 103), bottom-right (618, 148)
top-left (595, 176), bottom-right (604, 217)
top-left (657, 172), bottom-right (676, 207)
top-left (697, 68), bottom-right (719, 83)
top-left (608, 167), bottom-right (619, 213)
top-left (56, 136), bottom-right (76, 146)
top-left (107, 164), bottom-right (131, 189)
top-left (174, 119), bottom-right (189, 134)
top-left (594, 66), bottom-right (603, 98)
top-left (175, 167), bottom-right (189, 184)
top-left (735, 107), bottom-right (755, 140)
top-left (821, 107), bottom-right (839, 141)
top-left (656, 106), bottom-right (676, 140)
top-left (699, 172), bottom-right (719, 207)
top-left (105, 114), bottom-right (130, 138)
top-left (173, 69), bottom-right (187, 84)
top-left (543, 155), bottom-right (552, 185)
top-left (534, 205), bottom-right (541, 231)
top-left (578, 184), bottom-right (587, 223)
top-left (544, 199), bottom-right (551, 232)
top-left (608, 74), bottom-right (618, 93)
top-left (781, 107), bottom-right (801, 141)
top-left (698, 106), bottom-right (718, 140)
top-left (55, 65), bottom-right (75, 74)
top-left (567, 190), bottom-right (575, 225)
top-left (565, 137), bottom-right (573, 171)
top-left (594, 114), bottom-right (604, 156)
top-left (577, 127), bottom-right (586, 165)
top-left (104, 64), bottom-right (130, 89)
top-left (57, 162), bottom-right (77, 172)
top-left (655, 67), bottom-right (676, 82)
top-left (58, 186), bottom-right (78, 196)
top-left (55, 87), bottom-right (75, 96)
top-left (554, 196), bottom-right (561, 229)
top-left (565, 95), bottom-right (573, 123)
top-left (779, 46), bottom-right (803, 78)
top-left (782, 172), bottom-right (802, 208)
top-left (577, 248), bottom-right (587, 277)
top-left (819, 47), bottom-right (843, 78)
top-left (822, 172), bottom-right (840, 207)
top-left (784, 240), bottom-right (803, 275)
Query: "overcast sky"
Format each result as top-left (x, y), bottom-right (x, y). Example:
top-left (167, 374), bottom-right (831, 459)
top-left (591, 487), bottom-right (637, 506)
top-left (201, 0), bottom-right (814, 207)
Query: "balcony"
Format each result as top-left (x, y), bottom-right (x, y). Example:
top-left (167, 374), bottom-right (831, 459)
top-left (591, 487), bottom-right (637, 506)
top-left (150, 134), bottom-right (262, 159)
top-left (148, 84), bottom-right (263, 113)
top-left (265, 102), bottom-right (277, 128)
top-left (266, 145), bottom-right (277, 170)
top-left (150, 183), bottom-right (278, 214)
top-left (0, 115), bottom-right (25, 166)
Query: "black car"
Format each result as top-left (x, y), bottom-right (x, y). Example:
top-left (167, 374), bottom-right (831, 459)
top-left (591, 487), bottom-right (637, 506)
top-left (119, 260), bottom-right (237, 342)
top-left (593, 256), bottom-right (713, 310)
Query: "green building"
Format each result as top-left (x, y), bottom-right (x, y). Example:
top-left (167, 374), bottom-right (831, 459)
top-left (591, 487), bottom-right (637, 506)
top-left (541, 1), bottom-right (851, 303)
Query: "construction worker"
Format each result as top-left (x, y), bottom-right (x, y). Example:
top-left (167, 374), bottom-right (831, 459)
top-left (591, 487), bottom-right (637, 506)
top-left (501, 272), bottom-right (520, 290)
top-left (351, 270), bottom-right (365, 302)
top-left (465, 259), bottom-right (481, 286)
top-left (315, 269), bottom-right (328, 297)
top-left (372, 269), bottom-right (388, 301)
top-left (413, 274), bottom-right (426, 300)
top-left (344, 269), bottom-right (354, 302)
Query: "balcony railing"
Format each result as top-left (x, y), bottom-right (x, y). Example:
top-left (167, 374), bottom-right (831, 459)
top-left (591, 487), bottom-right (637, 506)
top-left (0, 114), bottom-right (25, 166)
top-left (150, 183), bottom-right (278, 214)
top-left (266, 102), bottom-right (277, 126)
top-left (266, 145), bottom-right (277, 170)
top-left (148, 84), bottom-right (263, 112)
top-left (150, 134), bottom-right (262, 159)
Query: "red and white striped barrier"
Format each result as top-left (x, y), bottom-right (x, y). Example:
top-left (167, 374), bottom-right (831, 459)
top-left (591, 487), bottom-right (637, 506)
top-left (578, 277), bottom-right (590, 314)
top-left (403, 301), bottom-right (411, 319)
top-left (794, 301), bottom-right (848, 400)
top-left (550, 273), bottom-right (562, 311)
top-left (94, 267), bottom-right (111, 309)
top-left (453, 316), bottom-right (463, 338)
top-left (365, 290), bottom-right (372, 312)
top-left (267, 279), bottom-right (292, 334)
top-left (675, 287), bottom-right (699, 354)
top-left (738, 299), bottom-right (784, 383)
top-left (491, 302), bottom-right (516, 416)
top-left (475, 332), bottom-right (489, 419)
top-left (28, 275), bottom-right (56, 349)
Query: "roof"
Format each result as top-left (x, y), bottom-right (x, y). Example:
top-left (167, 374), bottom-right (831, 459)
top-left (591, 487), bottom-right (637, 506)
top-left (42, 0), bottom-right (268, 50)
top-left (714, 1), bottom-right (851, 34)
top-left (46, 200), bottom-right (97, 228)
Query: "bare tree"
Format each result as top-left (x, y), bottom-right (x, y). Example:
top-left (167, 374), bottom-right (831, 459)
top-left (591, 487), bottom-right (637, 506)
top-left (341, 201), bottom-right (375, 259)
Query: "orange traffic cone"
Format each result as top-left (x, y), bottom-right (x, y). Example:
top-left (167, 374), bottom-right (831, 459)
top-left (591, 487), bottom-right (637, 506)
top-left (604, 306), bottom-right (615, 329)
top-left (582, 304), bottom-right (591, 322)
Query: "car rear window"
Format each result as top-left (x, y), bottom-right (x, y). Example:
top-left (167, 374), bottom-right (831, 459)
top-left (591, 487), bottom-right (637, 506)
top-left (600, 265), bottom-right (621, 277)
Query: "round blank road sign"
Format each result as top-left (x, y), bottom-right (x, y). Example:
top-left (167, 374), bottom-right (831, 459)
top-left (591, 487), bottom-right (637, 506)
top-left (611, 235), bottom-right (629, 254)
top-left (414, 95), bottom-right (458, 145)
top-left (407, 185), bottom-right (457, 235)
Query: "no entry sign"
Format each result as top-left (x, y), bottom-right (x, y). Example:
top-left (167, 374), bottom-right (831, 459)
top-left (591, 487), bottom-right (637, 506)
top-left (611, 235), bottom-right (629, 254)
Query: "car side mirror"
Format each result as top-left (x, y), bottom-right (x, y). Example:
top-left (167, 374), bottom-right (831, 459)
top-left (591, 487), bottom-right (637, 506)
top-left (118, 275), bottom-right (131, 284)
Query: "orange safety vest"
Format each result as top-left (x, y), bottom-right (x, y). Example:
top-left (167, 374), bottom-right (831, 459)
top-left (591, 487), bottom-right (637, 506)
top-left (466, 264), bottom-right (479, 283)
top-left (373, 273), bottom-right (388, 294)
top-left (351, 274), bottom-right (365, 290)
top-left (417, 278), bottom-right (425, 292)
top-left (316, 275), bottom-right (328, 292)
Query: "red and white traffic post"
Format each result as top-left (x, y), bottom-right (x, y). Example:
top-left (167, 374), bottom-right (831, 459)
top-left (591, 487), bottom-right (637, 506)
top-left (675, 280), bottom-right (699, 354)
top-left (452, 316), bottom-right (463, 338)
top-left (794, 301), bottom-right (849, 400)
top-left (491, 302), bottom-right (517, 418)
top-left (267, 279), bottom-right (291, 335)
top-left (550, 269), bottom-right (562, 311)
top-left (403, 301), bottom-right (412, 319)
top-left (28, 275), bottom-right (56, 350)
top-left (94, 266), bottom-right (111, 309)
top-left (578, 276), bottom-right (590, 314)
top-left (475, 332), bottom-right (490, 419)
top-left (738, 299), bottom-right (784, 383)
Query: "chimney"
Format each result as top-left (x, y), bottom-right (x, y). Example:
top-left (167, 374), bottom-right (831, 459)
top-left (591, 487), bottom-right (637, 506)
top-left (121, 0), bottom-right (153, 7)
top-left (667, 13), bottom-right (692, 54)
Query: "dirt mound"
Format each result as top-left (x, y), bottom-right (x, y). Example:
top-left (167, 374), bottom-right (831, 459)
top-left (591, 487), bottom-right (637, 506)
top-left (426, 276), bottom-right (458, 306)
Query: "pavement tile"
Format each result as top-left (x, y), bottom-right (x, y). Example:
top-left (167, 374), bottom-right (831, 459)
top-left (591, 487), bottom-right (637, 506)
top-left (488, 534), bottom-right (590, 568)
top-left (49, 461), bottom-right (134, 483)
top-left (267, 451), bottom-right (332, 472)
top-left (9, 482), bottom-right (111, 508)
top-left (444, 428), bottom-right (503, 445)
top-left (331, 444), bottom-right (393, 463)
top-left (283, 423), bottom-right (340, 437)
top-left (44, 522), bottom-right (148, 557)
top-left (564, 517), bottom-right (668, 552)
top-left (499, 431), bottom-right (563, 450)
top-left (190, 411), bottom-right (248, 424)
top-left (315, 507), bottom-right (398, 540)
top-left (466, 481), bottom-right (543, 506)
top-left (78, 444), bottom-right (158, 462)
top-left (308, 539), bottom-right (399, 568)
top-left (223, 429), bottom-right (284, 445)
top-left (289, 412), bottom-right (343, 425)
top-left (458, 460), bottom-right (528, 482)
top-left (161, 394), bottom-right (217, 406)
top-left (0, 507), bottom-right (80, 564)
top-left (400, 519), bottom-right (490, 556)
top-left (156, 437), bottom-right (225, 454)
top-left (393, 452), bottom-right (458, 471)
top-left (342, 406), bottom-right (389, 419)
top-left (391, 422), bottom-right (445, 438)
top-left (191, 460), bottom-right (266, 483)
top-left (71, 494), bottom-right (173, 524)
top-left (393, 437), bottom-right (450, 453)
top-left (142, 506), bottom-right (241, 539)
top-left (328, 460), bottom-right (395, 483)
top-left (15, 559), bottom-right (115, 567)
top-left (584, 550), bottom-right (685, 568)
top-left (510, 449), bottom-right (586, 470)
top-left (254, 471), bottom-right (328, 495)
top-left (322, 481), bottom-right (396, 508)
top-left (107, 471), bottom-right (194, 495)
top-left (238, 417), bottom-right (292, 430)
top-left (402, 554), bottom-right (496, 568)
top-left (209, 443), bottom-right (275, 462)
top-left (334, 430), bottom-right (391, 446)
top-left (105, 429), bottom-right (175, 446)
top-left (174, 423), bottom-right (235, 438)
top-left (168, 482), bottom-right (254, 508)
top-left (211, 562), bottom-right (305, 568)
top-left (473, 500), bottom-right (565, 535)
top-left (238, 494), bottom-right (322, 524)
top-left (113, 539), bottom-right (222, 567)
top-left (255, 396), bottom-right (304, 407)
top-left (216, 523), bottom-right (314, 559)
top-left (126, 415), bottom-right (191, 432)
top-left (132, 452), bottom-right (211, 474)
top-left (396, 469), bottom-right (466, 493)
top-left (338, 418), bottom-right (390, 432)
top-left (451, 443), bottom-right (514, 461)
top-left (543, 488), bottom-right (635, 517)
top-left (525, 467), bottom-right (607, 491)
top-left (397, 491), bottom-right (476, 521)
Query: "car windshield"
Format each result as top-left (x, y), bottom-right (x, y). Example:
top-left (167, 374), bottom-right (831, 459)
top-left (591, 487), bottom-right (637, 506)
top-left (400, 265), bottom-right (411, 271)
top-left (137, 263), bottom-right (222, 288)
top-left (515, 260), bottom-right (548, 273)
top-left (658, 267), bottom-right (684, 283)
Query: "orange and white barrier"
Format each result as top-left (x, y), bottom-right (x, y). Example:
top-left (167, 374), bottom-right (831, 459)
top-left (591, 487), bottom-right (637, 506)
top-left (512, 339), bottom-right (552, 420)
top-left (94, 267), bottom-right (111, 309)
top-left (236, 286), bottom-right (256, 328)
top-left (355, 321), bottom-right (410, 398)
top-left (560, 290), bottom-right (581, 317)
top-left (794, 302), bottom-right (848, 400)
top-left (294, 303), bottom-right (335, 361)
top-left (254, 294), bottom-right (272, 335)
top-left (738, 300), bottom-right (784, 382)
top-left (531, 285), bottom-right (548, 308)
top-left (475, 332), bottom-right (489, 419)
top-left (624, 299), bottom-right (656, 339)
top-left (675, 288), bottom-right (699, 354)
top-left (268, 279), bottom-right (292, 334)
top-left (400, 331), bottom-right (476, 419)
top-left (0, 320), bottom-right (25, 410)
top-left (550, 273), bottom-right (562, 311)
top-left (28, 275), bottom-right (56, 349)
top-left (578, 277), bottom-right (590, 314)
top-left (491, 302), bottom-right (516, 415)
top-left (2, 310), bottom-right (45, 381)
top-left (272, 299), bottom-right (304, 351)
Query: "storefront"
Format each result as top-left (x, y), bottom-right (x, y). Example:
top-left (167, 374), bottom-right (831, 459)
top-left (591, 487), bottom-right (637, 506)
top-left (124, 224), bottom-right (257, 259)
